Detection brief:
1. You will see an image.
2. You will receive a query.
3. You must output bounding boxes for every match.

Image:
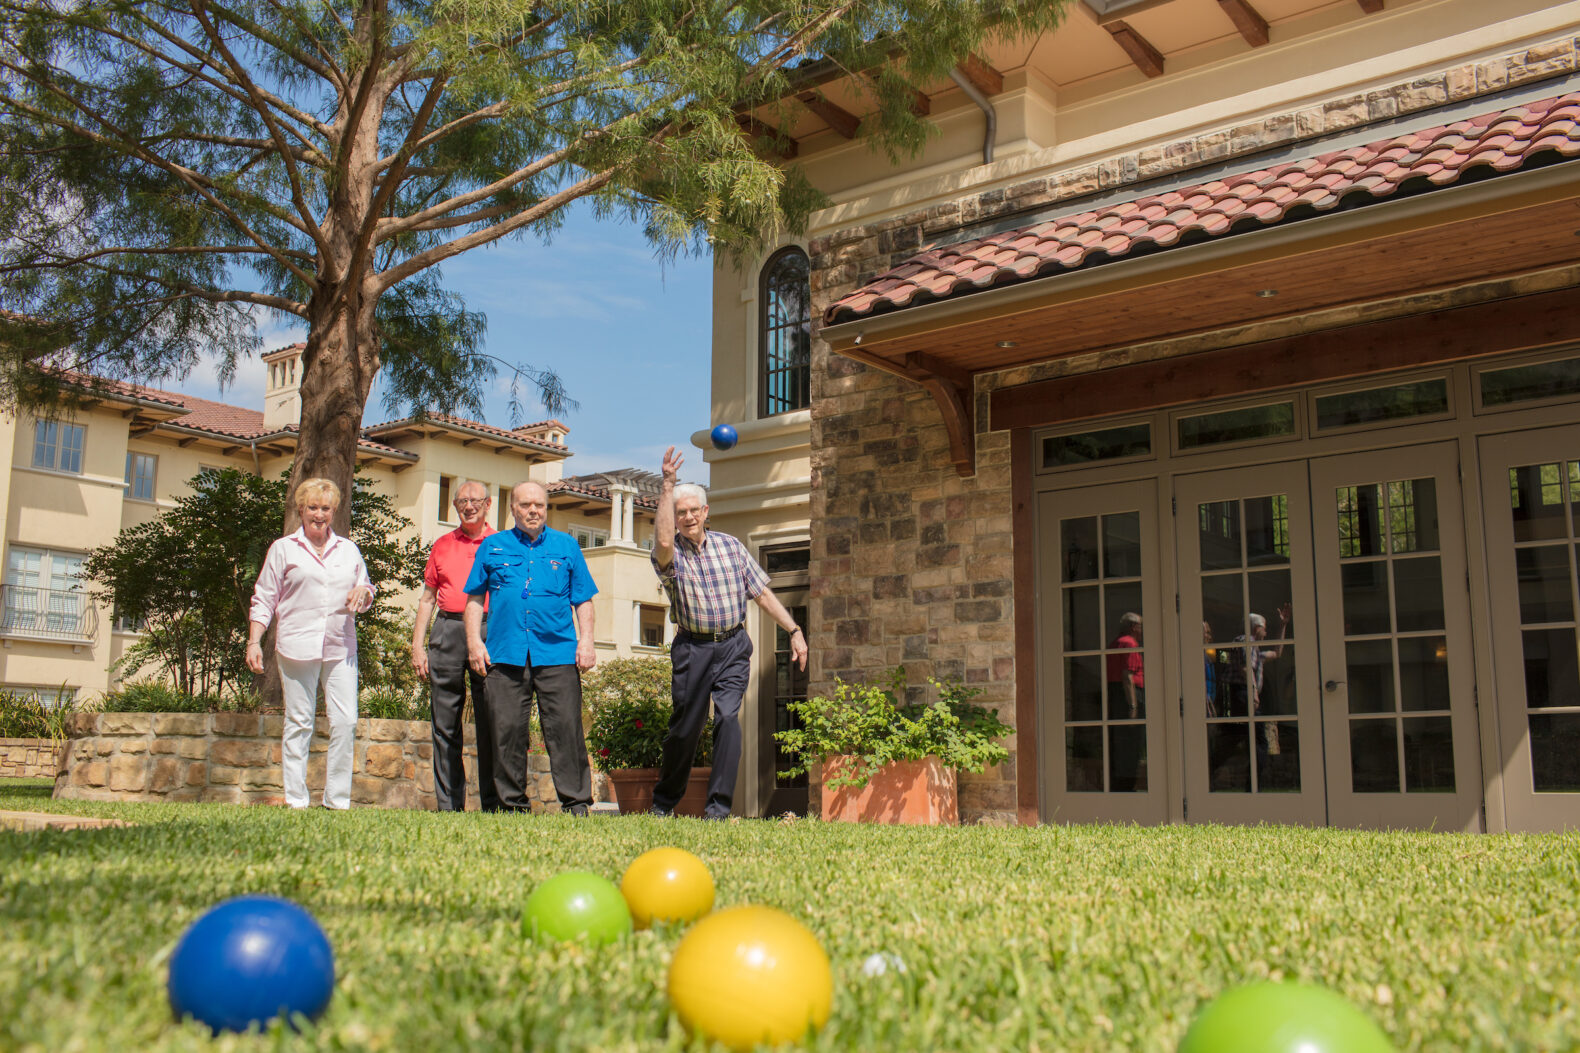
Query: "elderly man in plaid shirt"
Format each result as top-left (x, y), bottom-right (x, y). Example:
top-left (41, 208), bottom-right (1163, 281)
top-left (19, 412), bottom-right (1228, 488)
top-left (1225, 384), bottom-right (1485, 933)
top-left (649, 445), bottom-right (808, 818)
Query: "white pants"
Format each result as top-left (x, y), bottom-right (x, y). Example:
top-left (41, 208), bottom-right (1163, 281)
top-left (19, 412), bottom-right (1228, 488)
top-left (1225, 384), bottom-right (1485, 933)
top-left (278, 655), bottom-right (358, 809)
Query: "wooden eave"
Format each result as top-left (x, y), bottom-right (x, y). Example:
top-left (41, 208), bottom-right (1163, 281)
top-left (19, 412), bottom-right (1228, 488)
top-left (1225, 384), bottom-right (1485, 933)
top-left (821, 164), bottom-right (1580, 477)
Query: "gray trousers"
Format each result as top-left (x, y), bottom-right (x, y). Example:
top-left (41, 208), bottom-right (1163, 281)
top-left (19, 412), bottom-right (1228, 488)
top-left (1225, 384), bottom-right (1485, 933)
top-left (428, 614), bottom-right (499, 812)
top-left (485, 663), bottom-right (591, 812)
top-left (654, 630), bottom-right (751, 818)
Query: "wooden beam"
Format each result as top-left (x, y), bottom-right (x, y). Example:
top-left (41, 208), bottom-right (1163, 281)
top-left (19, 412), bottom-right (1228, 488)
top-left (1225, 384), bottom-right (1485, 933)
top-left (1217, 0), bottom-right (1269, 47)
top-left (1355, 0), bottom-right (1384, 11)
top-left (735, 114), bottom-right (798, 159)
top-left (1105, 21), bottom-right (1165, 79)
top-left (991, 285), bottom-right (1580, 432)
top-left (903, 351), bottom-right (976, 477)
top-left (954, 54), bottom-right (1003, 97)
top-left (797, 92), bottom-right (860, 140)
top-left (219, 445), bottom-right (239, 456)
top-left (461, 437), bottom-right (481, 447)
top-left (129, 425), bottom-right (155, 438)
top-left (390, 463), bottom-right (412, 474)
top-left (177, 436), bottom-right (198, 448)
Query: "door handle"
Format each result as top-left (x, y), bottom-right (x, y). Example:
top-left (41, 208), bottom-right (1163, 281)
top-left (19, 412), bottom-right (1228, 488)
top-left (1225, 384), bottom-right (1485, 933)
top-left (1324, 679), bottom-right (1345, 692)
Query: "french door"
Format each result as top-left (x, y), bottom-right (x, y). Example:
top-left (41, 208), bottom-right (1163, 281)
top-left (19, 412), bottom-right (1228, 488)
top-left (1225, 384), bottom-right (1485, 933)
top-left (1480, 425), bottom-right (1580, 831)
top-left (1037, 481), bottom-right (1168, 824)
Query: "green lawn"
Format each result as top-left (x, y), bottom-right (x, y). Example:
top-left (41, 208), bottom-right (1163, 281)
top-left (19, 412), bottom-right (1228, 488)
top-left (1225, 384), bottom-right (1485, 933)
top-left (3, 777), bottom-right (1577, 1051)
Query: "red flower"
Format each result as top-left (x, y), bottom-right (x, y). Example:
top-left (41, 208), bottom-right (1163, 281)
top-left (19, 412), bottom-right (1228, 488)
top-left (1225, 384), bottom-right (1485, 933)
top-left (633, 719), bottom-right (644, 729)
top-left (599, 748), bottom-right (610, 757)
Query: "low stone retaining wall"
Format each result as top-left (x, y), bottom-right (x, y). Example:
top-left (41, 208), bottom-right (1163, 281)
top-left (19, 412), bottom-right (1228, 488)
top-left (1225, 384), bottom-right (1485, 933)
top-left (52, 712), bottom-right (579, 812)
top-left (0, 738), bottom-right (64, 779)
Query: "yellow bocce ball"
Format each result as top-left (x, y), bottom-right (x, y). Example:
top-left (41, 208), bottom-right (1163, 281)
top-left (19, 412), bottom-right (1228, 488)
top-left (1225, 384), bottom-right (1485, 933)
top-left (667, 905), bottom-right (833, 1051)
top-left (620, 847), bottom-right (716, 930)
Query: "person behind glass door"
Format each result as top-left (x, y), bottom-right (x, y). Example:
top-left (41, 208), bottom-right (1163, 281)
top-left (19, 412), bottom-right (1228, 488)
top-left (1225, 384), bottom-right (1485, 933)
top-left (1230, 605), bottom-right (1290, 755)
top-left (247, 478), bottom-right (375, 810)
top-left (1203, 620), bottom-right (1220, 717)
top-left (1105, 612), bottom-right (1144, 792)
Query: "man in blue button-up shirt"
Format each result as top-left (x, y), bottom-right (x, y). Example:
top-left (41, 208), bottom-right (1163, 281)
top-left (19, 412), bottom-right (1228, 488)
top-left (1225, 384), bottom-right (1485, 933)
top-left (464, 481), bottom-right (598, 814)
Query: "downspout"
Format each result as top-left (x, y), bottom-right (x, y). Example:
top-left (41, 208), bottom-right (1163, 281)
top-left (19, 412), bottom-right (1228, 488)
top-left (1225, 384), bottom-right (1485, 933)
top-left (249, 437), bottom-right (261, 477)
top-left (949, 68), bottom-right (996, 166)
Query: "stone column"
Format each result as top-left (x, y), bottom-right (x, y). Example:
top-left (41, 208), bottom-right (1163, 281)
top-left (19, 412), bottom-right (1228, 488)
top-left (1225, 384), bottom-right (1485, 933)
top-left (610, 483), bottom-right (637, 544)
top-left (608, 489), bottom-right (623, 542)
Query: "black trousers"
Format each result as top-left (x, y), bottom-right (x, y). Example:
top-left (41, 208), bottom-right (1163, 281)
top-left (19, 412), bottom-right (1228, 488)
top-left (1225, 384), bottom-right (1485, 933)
top-left (654, 630), bottom-right (751, 818)
top-left (485, 662), bottom-right (591, 812)
top-left (428, 614), bottom-right (499, 812)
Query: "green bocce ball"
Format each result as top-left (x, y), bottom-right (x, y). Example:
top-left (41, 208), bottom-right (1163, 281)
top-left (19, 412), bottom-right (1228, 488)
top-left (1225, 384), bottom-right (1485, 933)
top-left (1179, 981), bottom-right (1393, 1053)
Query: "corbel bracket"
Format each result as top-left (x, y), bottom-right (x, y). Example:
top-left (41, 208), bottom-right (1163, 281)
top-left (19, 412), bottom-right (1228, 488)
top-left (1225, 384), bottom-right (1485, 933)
top-left (903, 351), bottom-right (975, 478)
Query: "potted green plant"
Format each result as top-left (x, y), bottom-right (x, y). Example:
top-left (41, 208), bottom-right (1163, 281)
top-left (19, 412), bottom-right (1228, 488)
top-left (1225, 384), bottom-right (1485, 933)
top-left (587, 695), bottom-right (715, 816)
top-left (775, 669), bottom-right (1012, 825)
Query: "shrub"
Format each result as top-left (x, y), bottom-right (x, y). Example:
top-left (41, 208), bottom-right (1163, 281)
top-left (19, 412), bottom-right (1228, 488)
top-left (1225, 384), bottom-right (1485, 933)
top-left (98, 681), bottom-right (265, 714)
top-left (579, 655), bottom-right (671, 730)
top-left (0, 689), bottom-right (86, 740)
top-left (360, 687), bottom-right (429, 722)
top-left (775, 669), bottom-right (1013, 790)
top-left (586, 695), bottom-right (711, 772)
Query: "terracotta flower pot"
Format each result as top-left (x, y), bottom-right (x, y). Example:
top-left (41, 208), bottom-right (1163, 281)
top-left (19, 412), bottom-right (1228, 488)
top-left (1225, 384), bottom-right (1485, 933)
top-left (606, 767), bottom-right (712, 816)
top-left (820, 755), bottom-right (958, 825)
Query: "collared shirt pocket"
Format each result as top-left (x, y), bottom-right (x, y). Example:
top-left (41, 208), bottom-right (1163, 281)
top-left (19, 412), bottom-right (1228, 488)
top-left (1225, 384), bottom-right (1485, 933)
top-left (490, 557), bottom-right (525, 593)
top-left (539, 556), bottom-right (571, 597)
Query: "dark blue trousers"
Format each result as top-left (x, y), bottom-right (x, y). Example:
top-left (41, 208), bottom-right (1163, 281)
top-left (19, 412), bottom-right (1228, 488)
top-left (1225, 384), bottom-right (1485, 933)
top-left (653, 630), bottom-right (752, 818)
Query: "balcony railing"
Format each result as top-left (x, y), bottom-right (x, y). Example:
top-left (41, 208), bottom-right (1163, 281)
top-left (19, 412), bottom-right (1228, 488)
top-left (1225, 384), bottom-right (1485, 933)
top-left (0, 585), bottom-right (99, 643)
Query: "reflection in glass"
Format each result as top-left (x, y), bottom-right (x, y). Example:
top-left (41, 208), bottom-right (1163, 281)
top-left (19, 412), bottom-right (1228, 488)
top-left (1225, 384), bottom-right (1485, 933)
top-left (1104, 584), bottom-right (1143, 636)
top-left (1350, 718), bottom-right (1400, 792)
top-left (1064, 656), bottom-right (1104, 721)
top-left (1104, 512), bottom-right (1142, 578)
top-left (1066, 726), bottom-right (1104, 792)
top-left (1109, 725), bottom-right (1147, 793)
top-left (1207, 723), bottom-right (1251, 792)
top-left (1258, 642), bottom-right (1298, 716)
top-left (1202, 574), bottom-right (1246, 642)
top-left (1481, 357), bottom-right (1580, 407)
top-left (1509, 463), bottom-right (1569, 543)
top-left (1529, 714), bottom-right (1580, 792)
top-left (1248, 570), bottom-right (1293, 634)
top-left (1198, 500), bottom-right (1241, 570)
top-left (1244, 495), bottom-right (1291, 564)
top-left (1063, 586), bottom-right (1100, 652)
top-left (1341, 561), bottom-right (1391, 635)
top-left (1178, 401), bottom-right (1296, 450)
top-left (1257, 721), bottom-right (1301, 792)
top-left (1346, 638), bottom-right (1395, 715)
top-left (1521, 628), bottom-right (1580, 710)
top-left (1337, 484), bottom-right (1384, 557)
top-left (1062, 517), bottom-right (1099, 582)
top-left (1398, 636), bottom-right (1449, 712)
top-left (1043, 422), bottom-right (1152, 467)
top-left (1315, 378), bottom-right (1449, 429)
top-left (1402, 716), bottom-right (1456, 792)
top-left (1517, 546), bottom-right (1574, 623)
top-left (1217, 646), bottom-right (1251, 717)
top-left (1392, 557), bottom-right (1445, 633)
top-left (1388, 478), bottom-right (1439, 553)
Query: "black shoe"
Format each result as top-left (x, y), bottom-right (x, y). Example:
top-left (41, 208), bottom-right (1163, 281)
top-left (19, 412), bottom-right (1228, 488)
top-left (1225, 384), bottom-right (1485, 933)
top-left (648, 804), bottom-right (674, 817)
top-left (566, 805), bottom-right (589, 817)
top-left (701, 812), bottom-right (729, 822)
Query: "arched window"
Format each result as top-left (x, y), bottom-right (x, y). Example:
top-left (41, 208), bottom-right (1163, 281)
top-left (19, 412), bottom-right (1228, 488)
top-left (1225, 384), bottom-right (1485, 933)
top-left (759, 247), bottom-right (811, 417)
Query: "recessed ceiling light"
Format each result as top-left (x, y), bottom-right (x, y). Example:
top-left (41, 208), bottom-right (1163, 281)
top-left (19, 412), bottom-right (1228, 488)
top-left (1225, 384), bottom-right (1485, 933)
top-left (996, 340), bottom-right (1018, 348)
top-left (1256, 289), bottom-right (1279, 298)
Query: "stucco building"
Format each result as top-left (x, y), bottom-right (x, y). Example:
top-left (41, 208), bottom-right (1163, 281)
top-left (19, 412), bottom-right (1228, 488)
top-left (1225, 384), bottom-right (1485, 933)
top-left (1, 342), bottom-right (668, 703)
top-left (705, 0), bottom-right (1580, 829)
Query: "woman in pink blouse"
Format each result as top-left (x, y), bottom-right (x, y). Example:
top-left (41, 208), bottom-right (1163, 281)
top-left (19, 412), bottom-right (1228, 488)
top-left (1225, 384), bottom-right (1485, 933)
top-left (246, 478), bottom-right (375, 810)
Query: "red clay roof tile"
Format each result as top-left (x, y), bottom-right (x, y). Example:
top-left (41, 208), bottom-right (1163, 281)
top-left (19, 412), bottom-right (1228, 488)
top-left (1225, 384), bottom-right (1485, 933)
top-left (826, 91), bottom-right (1580, 325)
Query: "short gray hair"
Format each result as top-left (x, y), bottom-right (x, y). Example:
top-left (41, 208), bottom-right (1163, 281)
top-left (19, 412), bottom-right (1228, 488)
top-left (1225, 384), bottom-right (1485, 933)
top-left (1249, 613), bottom-right (1267, 631)
top-left (454, 478), bottom-right (488, 500)
top-left (674, 482), bottom-right (708, 507)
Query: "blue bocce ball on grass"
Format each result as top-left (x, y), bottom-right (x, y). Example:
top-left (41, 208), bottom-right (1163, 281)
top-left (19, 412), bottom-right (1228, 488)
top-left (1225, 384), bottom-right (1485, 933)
top-left (168, 895), bottom-right (335, 1033)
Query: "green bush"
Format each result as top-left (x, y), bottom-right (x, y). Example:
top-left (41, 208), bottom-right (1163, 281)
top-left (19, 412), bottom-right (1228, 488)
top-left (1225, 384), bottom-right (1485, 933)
top-left (0, 689), bottom-right (85, 740)
top-left (776, 668), bottom-right (1012, 790)
top-left (359, 686), bottom-right (428, 722)
top-left (579, 655), bottom-right (671, 730)
top-left (98, 682), bottom-right (264, 714)
top-left (586, 695), bottom-right (711, 772)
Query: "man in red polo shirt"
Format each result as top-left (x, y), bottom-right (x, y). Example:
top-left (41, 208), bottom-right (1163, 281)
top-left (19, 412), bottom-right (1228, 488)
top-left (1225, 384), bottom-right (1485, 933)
top-left (411, 479), bottom-right (500, 811)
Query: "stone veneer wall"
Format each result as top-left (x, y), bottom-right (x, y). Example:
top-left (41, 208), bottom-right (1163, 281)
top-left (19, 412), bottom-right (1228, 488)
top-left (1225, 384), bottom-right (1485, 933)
top-left (52, 712), bottom-right (573, 812)
top-left (0, 738), bottom-right (65, 778)
top-left (805, 38), bottom-right (1578, 826)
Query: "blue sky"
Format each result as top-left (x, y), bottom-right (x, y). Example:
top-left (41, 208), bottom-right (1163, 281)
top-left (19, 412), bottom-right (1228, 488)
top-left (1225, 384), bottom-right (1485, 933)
top-left (183, 201), bottom-right (716, 484)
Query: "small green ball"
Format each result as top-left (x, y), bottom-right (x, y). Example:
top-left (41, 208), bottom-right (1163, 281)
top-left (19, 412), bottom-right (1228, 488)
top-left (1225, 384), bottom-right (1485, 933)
top-left (522, 871), bottom-right (632, 946)
top-left (1180, 982), bottom-right (1393, 1053)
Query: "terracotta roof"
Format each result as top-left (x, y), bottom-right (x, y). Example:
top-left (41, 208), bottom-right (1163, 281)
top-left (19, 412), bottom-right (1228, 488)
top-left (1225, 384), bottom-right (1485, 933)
top-left (61, 372), bottom-right (188, 411)
top-left (364, 412), bottom-right (570, 454)
top-left (825, 91), bottom-right (1580, 324)
top-left (549, 469), bottom-right (663, 509)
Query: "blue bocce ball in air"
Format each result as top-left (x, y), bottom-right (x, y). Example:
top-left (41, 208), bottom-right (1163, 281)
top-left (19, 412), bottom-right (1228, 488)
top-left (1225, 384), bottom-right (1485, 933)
top-left (710, 424), bottom-right (739, 451)
top-left (168, 895), bottom-right (335, 1033)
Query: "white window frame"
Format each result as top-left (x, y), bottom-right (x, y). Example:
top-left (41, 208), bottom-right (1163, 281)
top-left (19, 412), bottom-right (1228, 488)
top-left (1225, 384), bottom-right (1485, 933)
top-left (32, 419), bottom-right (86, 475)
top-left (125, 450), bottom-right (158, 501)
top-left (3, 546), bottom-right (90, 640)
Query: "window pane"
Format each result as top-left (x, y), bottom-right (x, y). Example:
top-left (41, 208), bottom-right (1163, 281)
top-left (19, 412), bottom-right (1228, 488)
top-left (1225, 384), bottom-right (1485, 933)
top-left (1517, 545), bottom-right (1573, 623)
top-left (1041, 423), bottom-right (1151, 467)
top-left (1177, 402), bottom-right (1295, 450)
top-left (760, 249), bottom-right (811, 416)
top-left (1509, 463), bottom-right (1568, 543)
top-left (1529, 714), bottom-right (1580, 792)
top-left (32, 420), bottom-right (56, 469)
top-left (1315, 379), bottom-right (1449, 429)
top-left (1481, 358), bottom-right (1580, 407)
top-left (59, 424), bottom-right (84, 474)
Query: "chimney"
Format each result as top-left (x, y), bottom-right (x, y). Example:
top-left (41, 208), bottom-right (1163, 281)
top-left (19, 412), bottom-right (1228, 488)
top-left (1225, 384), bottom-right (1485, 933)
top-left (262, 344), bottom-right (304, 429)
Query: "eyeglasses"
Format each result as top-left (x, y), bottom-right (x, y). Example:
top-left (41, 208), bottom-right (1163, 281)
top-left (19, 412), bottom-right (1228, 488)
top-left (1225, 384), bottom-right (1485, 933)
top-left (454, 498), bottom-right (489, 508)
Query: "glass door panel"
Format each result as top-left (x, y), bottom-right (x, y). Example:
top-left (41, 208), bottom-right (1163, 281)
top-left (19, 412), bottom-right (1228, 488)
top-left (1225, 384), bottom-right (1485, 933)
top-left (1312, 444), bottom-right (1482, 831)
top-left (1037, 481), bottom-right (1167, 824)
top-left (1480, 426), bottom-right (1580, 831)
top-left (1178, 464), bottom-right (1325, 826)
